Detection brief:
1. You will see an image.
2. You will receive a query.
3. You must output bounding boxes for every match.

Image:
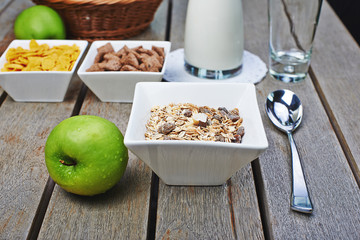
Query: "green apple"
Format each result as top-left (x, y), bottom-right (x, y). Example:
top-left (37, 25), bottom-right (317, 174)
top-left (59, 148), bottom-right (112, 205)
top-left (14, 5), bottom-right (66, 39)
top-left (45, 115), bottom-right (128, 196)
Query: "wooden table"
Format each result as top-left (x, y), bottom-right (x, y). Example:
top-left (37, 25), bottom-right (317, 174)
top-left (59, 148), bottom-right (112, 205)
top-left (1, 0), bottom-right (359, 239)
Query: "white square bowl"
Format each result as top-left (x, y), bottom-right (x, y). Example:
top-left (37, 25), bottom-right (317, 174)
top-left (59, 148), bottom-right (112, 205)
top-left (77, 40), bottom-right (171, 102)
top-left (0, 40), bottom-right (88, 102)
top-left (124, 82), bottom-right (268, 186)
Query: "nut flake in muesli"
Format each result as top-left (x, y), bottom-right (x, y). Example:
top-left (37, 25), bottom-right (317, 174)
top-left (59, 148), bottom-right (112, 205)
top-left (145, 103), bottom-right (245, 143)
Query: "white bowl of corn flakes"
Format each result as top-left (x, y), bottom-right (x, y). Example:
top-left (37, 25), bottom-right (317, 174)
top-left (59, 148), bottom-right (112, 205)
top-left (0, 39), bottom-right (88, 102)
top-left (77, 40), bottom-right (171, 102)
top-left (124, 82), bottom-right (268, 186)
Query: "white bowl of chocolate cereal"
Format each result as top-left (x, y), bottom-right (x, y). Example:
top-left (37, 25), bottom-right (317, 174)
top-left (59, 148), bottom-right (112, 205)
top-left (77, 40), bottom-right (171, 102)
top-left (124, 82), bottom-right (268, 186)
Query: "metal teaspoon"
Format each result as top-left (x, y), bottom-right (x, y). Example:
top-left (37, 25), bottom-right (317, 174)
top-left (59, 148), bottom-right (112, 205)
top-left (265, 89), bottom-right (313, 214)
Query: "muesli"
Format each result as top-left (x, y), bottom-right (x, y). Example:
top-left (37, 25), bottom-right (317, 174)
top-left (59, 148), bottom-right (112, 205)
top-left (145, 103), bottom-right (245, 143)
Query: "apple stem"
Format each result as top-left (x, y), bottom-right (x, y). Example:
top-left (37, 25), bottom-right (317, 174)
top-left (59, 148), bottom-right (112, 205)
top-left (59, 159), bottom-right (76, 166)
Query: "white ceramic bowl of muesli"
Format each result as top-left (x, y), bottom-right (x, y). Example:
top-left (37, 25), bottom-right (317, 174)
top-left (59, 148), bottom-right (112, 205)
top-left (77, 40), bottom-right (171, 102)
top-left (124, 82), bottom-right (268, 186)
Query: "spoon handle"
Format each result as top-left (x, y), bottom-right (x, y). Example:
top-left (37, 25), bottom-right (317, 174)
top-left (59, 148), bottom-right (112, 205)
top-left (287, 132), bottom-right (313, 213)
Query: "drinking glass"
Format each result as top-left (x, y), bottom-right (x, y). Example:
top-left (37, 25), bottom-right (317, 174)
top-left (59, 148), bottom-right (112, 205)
top-left (268, 0), bottom-right (323, 82)
top-left (184, 0), bottom-right (244, 79)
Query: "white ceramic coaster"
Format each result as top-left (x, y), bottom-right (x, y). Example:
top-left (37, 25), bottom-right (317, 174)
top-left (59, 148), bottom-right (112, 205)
top-left (164, 48), bottom-right (267, 84)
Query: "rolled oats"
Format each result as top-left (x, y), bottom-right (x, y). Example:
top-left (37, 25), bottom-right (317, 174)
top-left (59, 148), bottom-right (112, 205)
top-left (145, 103), bottom-right (245, 143)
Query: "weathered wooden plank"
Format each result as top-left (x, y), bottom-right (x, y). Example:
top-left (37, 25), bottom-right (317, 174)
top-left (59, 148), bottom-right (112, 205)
top-left (0, 76), bottom-right (83, 239)
top-left (156, 183), bottom-right (236, 239)
top-left (38, 1), bottom-right (168, 239)
top-left (155, 1), bottom-right (264, 239)
top-left (0, 0), bottom-right (33, 96)
top-left (0, 1), bottom-right (84, 239)
top-left (0, 31), bottom-right (15, 56)
top-left (0, 0), bottom-right (14, 14)
top-left (311, 3), bottom-right (360, 177)
top-left (230, 166), bottom-right (265, 240)
top-left (156, 167), bottom-right (265, 240)
top-left (38, 93), bottom-right (154, 240)
top-left (242, 0), bottom-right (360, 238)
top-left (0, 0), bottom-right (33, 41)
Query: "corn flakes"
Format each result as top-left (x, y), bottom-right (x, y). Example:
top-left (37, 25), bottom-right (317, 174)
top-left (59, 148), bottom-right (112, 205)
top-left (1, 39), bottom-right (80, 72)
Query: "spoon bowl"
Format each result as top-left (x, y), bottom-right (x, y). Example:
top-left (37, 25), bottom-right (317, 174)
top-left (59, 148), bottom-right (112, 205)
top-left (266, 89), bottom-right (313, 214)
top-left (266, 89), bottom-right (303, 133)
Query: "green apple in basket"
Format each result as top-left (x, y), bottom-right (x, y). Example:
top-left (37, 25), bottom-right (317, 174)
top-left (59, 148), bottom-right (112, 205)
top-left (44, 115), bottom-right (128, 196)
top-left (14, 5), bottom-right (66, 39)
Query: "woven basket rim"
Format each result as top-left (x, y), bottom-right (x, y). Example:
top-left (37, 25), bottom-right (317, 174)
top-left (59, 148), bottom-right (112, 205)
top-left (32, 0), bottom-right (163, 40)
top-left (37, 0), bottom-right (153, 5)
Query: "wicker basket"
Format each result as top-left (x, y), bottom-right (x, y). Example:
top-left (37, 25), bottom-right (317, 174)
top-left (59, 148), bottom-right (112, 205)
top-left (32, 0), bottom-right (163, 41)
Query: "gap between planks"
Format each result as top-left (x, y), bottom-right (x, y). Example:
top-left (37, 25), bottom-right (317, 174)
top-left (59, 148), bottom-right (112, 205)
top-left (309, 66), bottom-right (360, 187)
top-left (226, 179), bottom-right (239, 239)
top-left (26, 84), bottom-right (88, 240)
top-left (0, 92), bottom-right (7, 107)
top-left (0, 0), bottom-right (14, 15)
top-left (146, 173), bottom-right (160, 240)
top-left (26, 178), bottom-right (55, 240)
top-left (146, 1), bottom-right (173, 239)
top-left (251, 159), bottom-right (273, 240)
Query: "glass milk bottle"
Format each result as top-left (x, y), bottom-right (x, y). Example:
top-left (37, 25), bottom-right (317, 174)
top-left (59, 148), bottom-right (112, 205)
top-left (184, 0), bottom-right (244, 79)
